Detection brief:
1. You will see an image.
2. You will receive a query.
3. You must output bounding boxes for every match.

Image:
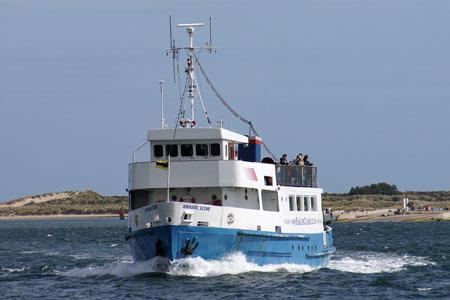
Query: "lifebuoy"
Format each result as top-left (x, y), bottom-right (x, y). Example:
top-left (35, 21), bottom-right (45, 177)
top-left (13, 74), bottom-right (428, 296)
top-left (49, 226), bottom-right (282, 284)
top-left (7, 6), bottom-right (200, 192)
top-left (180, 196), bottom-right (196, 203)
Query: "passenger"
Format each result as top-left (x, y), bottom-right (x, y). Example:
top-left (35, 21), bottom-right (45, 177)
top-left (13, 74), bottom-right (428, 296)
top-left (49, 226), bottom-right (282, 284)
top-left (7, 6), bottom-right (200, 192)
top-left (304, 154), bottom-right (314, 166)
top-left (279, 154), bottom-right (288, 165)
top-left (296, 153), bottom-right (305, 166)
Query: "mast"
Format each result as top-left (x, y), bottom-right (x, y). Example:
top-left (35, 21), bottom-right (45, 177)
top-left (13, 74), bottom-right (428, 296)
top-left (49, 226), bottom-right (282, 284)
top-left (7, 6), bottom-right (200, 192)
top-left (167, 21), bottom-right (216, 128)
top-left (159, 80), bottom-right (165, 128)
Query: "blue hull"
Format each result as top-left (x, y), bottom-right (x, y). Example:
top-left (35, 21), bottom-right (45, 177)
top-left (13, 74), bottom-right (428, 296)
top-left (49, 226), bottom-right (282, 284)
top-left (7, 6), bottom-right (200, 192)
top-left (127, 225), bottom-right (335, 267)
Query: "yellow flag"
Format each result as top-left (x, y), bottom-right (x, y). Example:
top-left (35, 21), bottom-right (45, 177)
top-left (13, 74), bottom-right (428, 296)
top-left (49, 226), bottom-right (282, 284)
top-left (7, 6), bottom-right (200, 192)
top-left (156, 160), bottom-right (169, 170)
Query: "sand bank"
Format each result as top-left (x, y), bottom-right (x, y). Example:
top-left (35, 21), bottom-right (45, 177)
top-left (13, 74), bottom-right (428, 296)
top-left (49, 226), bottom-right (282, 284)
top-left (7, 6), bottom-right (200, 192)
top-left (333, 209), bottom-right (450, 222)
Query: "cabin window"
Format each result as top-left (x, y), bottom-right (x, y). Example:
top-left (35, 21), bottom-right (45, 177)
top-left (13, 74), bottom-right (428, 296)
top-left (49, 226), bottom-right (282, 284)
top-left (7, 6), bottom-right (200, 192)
top-left (130, 190), bottom-right (151, 210)
top-left (262, 190), bottom-right (279, 212)
top-left (304, 196), bottom-right (310, 211)
top-left (166, 145), bottom-right (178, 157)
top-left (211, 143), bottom-right (221, 156)
top-left (154, 145), bottom-right (163, 157)
top-left (296, 196), bottom-right (302, 211)
top-left (264, 176), bottom-right (273, 186)
top-left (228, 143), bottom-right (236, 160)
top-left (289, 196), bottom-right (295, 211)
top-left (181, 144), bottom-right (193, 157)
top-left (196, 144), bottom-right (209, 156)
top-left (311, 196), bottom-right (317, 211)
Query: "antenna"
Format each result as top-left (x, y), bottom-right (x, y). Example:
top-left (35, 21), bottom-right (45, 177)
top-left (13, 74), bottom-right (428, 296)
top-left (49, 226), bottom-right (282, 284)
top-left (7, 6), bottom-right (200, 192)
top-left (169, 16), bottom-right (176, 83)
top-left (208, 17), bottom-right (212, 53)
top-left (159, 80), bottom-right (165, 128)
top-left (166, 19), bottom-right (216, 127)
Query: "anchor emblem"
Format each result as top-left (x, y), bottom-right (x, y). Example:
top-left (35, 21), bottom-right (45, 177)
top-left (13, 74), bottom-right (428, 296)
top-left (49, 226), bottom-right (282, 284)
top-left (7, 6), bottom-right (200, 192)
top-left (181, 237), bottom-right (199, 256)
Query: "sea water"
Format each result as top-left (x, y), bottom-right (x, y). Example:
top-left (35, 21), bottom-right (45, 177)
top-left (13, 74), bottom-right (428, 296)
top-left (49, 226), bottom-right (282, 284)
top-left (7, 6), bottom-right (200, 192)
top-left (1, 219), bottom-right (449, 299)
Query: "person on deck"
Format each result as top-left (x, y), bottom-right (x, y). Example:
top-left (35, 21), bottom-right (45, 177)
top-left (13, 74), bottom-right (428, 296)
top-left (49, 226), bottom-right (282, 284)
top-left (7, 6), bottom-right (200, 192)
top-left (295, 153), bottom-right (305, 166)
top-left (279, 154), bottom-right (288, 165)
top-left (304, 154), bottom-right (314, 166)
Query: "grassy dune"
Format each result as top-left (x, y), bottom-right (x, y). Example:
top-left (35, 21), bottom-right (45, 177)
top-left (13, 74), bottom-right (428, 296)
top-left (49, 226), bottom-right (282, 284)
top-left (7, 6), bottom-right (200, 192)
top-left (323, 191), bottom-right (450, 211)
top-left (2, 190), bottom-right (449, 217)
top-left (0, 191), bottom-right (128, 217)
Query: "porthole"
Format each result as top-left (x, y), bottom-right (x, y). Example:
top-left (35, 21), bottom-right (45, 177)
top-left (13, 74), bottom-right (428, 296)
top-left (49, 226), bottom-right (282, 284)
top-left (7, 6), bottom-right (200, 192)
top-left (166, 217), bottom-right (172, 223)
top-left (224, 194), bottom-right (228, 200)
top-left (212, 194), bottom-right (217, 200)
top-left (171, 195), bottom-right (177, 201)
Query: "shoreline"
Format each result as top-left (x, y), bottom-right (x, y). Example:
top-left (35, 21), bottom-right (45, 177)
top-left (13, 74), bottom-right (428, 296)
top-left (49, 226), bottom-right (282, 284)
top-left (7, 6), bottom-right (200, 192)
top-left (2, 211), bottom-right (449, 222)
top-left (331, 209), bottom-right (450, 223)
top-left (0, 214), bottom-right (126, 220)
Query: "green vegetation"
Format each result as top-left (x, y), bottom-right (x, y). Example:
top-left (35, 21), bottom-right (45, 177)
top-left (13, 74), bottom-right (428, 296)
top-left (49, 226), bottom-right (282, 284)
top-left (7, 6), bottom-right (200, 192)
top-left (348, 182), bottom-right (401, 196)
top-left (0, 190), bottom-right (128, 217)
top-left (323, 191), bottom-right (450, 211)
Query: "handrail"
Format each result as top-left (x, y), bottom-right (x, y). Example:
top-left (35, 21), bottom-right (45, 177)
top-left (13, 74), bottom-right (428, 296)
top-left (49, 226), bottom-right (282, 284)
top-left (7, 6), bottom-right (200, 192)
top-left (132, 140), bottom-right (149, 163)
top-left (276, 165), bottom-right (318, 188)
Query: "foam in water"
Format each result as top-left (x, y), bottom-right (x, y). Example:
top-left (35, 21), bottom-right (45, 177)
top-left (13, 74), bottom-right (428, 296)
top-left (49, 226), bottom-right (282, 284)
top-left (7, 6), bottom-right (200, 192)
top-left (59, 256), bottom-right (169, 278)
top-left (2, 267), bottom-right (26, 273)
top-left (60, 252), bottom-right (314, 278)
top-left (329, 251), bottom-right (433, 274)
top-left (168, 252), bottom-right (314, 277)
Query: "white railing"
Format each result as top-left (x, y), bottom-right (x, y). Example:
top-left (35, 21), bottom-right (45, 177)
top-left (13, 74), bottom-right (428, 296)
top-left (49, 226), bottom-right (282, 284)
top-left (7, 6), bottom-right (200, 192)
top-left (132, 141), bottom-right (149, 163)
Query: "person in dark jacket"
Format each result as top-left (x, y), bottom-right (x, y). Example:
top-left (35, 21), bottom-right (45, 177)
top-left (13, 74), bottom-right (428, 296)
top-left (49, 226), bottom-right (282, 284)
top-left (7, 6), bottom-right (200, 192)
top-left (304, 154), bottom-right (314, 166)
top-left (279, 154), bottom-right (288, 165)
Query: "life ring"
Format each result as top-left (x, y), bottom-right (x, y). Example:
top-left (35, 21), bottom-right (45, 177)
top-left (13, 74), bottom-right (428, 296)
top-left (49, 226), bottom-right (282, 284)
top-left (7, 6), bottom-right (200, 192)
top-left (179, 196), bottom-right (196, 203)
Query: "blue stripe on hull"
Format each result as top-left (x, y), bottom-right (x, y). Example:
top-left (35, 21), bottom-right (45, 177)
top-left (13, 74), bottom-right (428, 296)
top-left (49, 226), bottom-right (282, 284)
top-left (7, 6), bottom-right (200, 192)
top-left (127, 225), bottom-right (335, 267)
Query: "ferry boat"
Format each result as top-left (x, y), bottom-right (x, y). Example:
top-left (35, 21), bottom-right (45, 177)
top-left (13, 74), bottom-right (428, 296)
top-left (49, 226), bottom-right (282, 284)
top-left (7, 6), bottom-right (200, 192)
top-left (126, 21), bottom-right (335, 267)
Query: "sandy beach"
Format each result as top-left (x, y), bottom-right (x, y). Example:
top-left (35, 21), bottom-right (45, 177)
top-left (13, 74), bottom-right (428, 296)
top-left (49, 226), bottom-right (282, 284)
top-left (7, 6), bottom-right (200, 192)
top-left (333, 209), bottom-right (450, 222)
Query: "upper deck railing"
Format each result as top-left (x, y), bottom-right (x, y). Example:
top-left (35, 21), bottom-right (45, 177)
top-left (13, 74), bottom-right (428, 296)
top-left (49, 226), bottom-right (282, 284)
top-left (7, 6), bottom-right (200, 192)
top-left (276, 165), bottom-right (318, 188)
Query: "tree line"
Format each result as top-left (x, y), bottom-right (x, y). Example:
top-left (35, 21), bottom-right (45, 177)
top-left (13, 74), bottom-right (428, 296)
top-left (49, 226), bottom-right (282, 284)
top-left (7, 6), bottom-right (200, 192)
top-left (348, 182), bottom-right (401, 195)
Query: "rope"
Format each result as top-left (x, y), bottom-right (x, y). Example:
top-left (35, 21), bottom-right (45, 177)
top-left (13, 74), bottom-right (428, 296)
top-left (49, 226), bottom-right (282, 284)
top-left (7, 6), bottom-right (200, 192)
top-left (173, 75), bottom-right (190, 139)
top-left (194, 54), bottom-right (277, 161)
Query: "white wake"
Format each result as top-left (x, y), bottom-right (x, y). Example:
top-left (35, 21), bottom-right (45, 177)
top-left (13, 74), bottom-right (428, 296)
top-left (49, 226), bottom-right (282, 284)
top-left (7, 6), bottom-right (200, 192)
top-left (59, 251), bottom-right (433, 278)
top-left (328, 251), bottom-right (433, 274)
top-left (59, 252), bottom-right (314, 278)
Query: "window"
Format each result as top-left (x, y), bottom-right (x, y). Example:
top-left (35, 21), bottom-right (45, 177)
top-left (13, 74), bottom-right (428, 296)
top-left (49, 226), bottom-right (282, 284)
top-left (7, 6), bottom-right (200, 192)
top-left (262, 190), bottom-right (279, 212)
top-left (166, 145), bottom-right (178, 157)
top-left (130, 190), bottom-right (151, 210)
top-left (311, 196), bottom-right (316, 211)
top-left (304, 196), bottom-right (309, 211)
top-left (196, 144), bottom-right (209, 156)
top-left (296, 196), bottom-right (302, 211)
top-left (181, 144), bottom-right (193, 156)
top-left (264, 176), bottom-right (273, 186)
top-left (289, 196), bottom-right (295, 211)
top-left (211, 143), bottom-right (221, 156)
top-left (153, 145), bottom-right (163, 157)
top-left (228, 143), bottom-right (236, 160)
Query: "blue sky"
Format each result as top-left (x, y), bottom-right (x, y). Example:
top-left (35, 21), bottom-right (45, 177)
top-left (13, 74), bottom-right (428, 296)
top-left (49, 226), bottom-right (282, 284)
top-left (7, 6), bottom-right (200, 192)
top-left (1, 0), bottom-right (449, 202)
